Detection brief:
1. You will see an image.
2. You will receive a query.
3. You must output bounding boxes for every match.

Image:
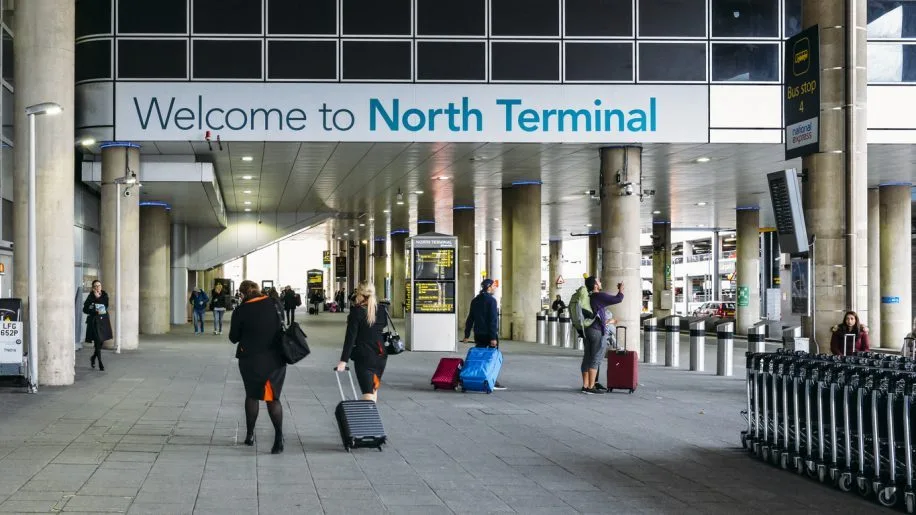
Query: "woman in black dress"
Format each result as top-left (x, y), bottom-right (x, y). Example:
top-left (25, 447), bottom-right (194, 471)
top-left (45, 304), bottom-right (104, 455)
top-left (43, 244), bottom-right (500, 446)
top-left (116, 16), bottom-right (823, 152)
top-left (229, 280), bottom-right (286, 454)
top-left (82, 280), bottom-right (111, 371)
top-left (335, 281), bottom-right (389, 402)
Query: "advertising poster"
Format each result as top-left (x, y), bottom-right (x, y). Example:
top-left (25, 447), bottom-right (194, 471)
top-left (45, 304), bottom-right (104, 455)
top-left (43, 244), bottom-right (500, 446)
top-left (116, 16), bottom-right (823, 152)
top-left (791, 258), bottom-right (810, 315)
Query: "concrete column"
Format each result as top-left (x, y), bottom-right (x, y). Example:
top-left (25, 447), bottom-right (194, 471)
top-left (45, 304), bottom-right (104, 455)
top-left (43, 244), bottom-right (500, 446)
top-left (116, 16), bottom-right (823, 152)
top-left (485, 240), bottom-right (495, 279)
top-left (587, 234), bottom-right (599, 277)
top-left (241, 254), bottom-right (248, 278)
top-left (867, 188), bottom-right (880, 346)
top-left (880, 184), bottom-right (912, 349)
top-left (12, 0), bottom-right (76, 385)
top-left (100, 145), bottom-right (140, 351)
top-left (652, 222), bottom-right (672, 319)
top-left (712, 231), bottom-right (722, 301)
top-left (801, 0), bottom-right (869, 351)
top-left (502, 184), bottom-right (541, 341)
top-left (548, 240), bottom-right (562, 302)
top-left (454, 208), bottom-right (476, 332)
top-left (139, 206), bottom-right (170, 334)
top-left (358, 241), bottom-right (368, 284)
top-left (373, 239), bottom-right (387, 299)
top-left (391, 232), bottom-right (407, 317)
top-left (736, 208), bottom-right (760, 334)
top-left (599, 147), bottom-right (641, 354)
top-left (500, 189), bottom-right (515, 340)
top-left (170, 223), bottom-right (188, 325)
top-left (417, 220), bottom-right (436, 234)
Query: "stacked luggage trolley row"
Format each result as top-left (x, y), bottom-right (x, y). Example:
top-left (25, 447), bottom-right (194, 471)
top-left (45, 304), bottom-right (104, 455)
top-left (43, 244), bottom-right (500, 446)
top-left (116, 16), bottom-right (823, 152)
top-left (742, 347), bottom-right (916, 511)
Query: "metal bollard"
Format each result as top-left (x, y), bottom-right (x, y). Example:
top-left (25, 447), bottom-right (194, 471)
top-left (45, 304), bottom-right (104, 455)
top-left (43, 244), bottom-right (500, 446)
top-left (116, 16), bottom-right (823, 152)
top-left (716, 322), bottom-right (734, 377)
top-left (643, 317), bottom-right (658, 364)
top-left (547, 312), bottom-right (558, 346)
top-left (559, 310), bottom-right (572, 348)
top-left (748, 325), bottom-right (766, 353)
top-left (536, 310), bottom-right (547, 344)
top-left (689, 321), bottom-right (705, 372)
top-left (574, 327), bottom-right (584, 351)
top-left (782, 326), bottom-right (802, 351)
top-left (665, 316), bottom-right (680, 368)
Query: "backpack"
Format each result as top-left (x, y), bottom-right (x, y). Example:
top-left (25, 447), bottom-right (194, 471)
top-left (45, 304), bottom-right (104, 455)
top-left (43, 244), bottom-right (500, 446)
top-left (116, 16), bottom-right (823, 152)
top-left (568, 286), bottom-right (596, 332)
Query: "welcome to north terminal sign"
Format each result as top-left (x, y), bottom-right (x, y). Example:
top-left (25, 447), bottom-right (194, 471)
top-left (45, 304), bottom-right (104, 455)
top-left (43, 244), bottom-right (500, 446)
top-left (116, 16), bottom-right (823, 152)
top-left (115, 83), bottom-right (710, 143)
top-left (785, 25), bottom-right (820, 160)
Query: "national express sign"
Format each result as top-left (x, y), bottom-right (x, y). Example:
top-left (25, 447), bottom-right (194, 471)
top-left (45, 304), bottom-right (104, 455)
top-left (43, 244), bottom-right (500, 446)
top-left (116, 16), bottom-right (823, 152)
top-left (115, 83), bottom-right (709, 143)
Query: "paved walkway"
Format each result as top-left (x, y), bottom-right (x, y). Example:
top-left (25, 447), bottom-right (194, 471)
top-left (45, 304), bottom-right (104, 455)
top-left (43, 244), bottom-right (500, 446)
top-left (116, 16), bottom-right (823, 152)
top-left (0, 310), bottom-right (882, 514)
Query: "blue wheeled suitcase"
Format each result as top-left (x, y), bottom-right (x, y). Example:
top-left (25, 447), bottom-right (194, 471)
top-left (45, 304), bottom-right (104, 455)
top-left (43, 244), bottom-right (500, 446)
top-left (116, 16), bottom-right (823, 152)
top-left (459, 347), bottom-right (503, 393)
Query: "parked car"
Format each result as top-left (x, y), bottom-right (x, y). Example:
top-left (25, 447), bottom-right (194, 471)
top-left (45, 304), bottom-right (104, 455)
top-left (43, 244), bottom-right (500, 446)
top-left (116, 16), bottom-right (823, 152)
top-left (692, 301), bottom-right (736, 318)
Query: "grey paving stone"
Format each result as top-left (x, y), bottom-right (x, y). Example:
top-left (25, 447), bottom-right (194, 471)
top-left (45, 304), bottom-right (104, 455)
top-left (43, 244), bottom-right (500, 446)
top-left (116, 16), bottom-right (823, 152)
top-left (0, 499), bottom-right (67, 513)
top-left (63, 495), bottom-right (133, 512)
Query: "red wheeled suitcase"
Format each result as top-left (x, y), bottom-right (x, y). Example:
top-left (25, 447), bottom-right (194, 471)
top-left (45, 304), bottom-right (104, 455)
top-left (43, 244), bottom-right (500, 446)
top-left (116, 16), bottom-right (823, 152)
top-left (431, 357), bottom-right (463, 390)
top-left (606, 326), bottom-right (638, 394)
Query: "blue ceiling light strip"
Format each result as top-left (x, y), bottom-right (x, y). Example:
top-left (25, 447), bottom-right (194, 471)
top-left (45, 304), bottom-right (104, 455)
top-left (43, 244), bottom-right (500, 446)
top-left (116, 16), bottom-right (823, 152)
top-left (99, 141), bottom-right (142, 150)
top-left (390, 229), bottom-right (409, 235)
top-left (453, 205), bottom-right (475, 210)
top-left (735, 206), bottom-right (760, 211)
top-left (374, 237), bottom-right (386, 242)
top-left (878, 181), bottom-right (913, 187)
top-left (418, 220), bottom-right (435, 224)
top-left (140, 201), bottom-right (171, 210)
top-left (652, 220), bottom-right (671, 224)
top-left (511, 180), bottom-right (542, 186)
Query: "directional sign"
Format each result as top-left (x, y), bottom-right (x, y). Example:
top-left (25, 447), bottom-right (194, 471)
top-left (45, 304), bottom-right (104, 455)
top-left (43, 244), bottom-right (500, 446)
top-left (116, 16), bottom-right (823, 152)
top-left (785, 25), bottom-right (820, 160)
top-left (0, 321), bottom-right (23, 365)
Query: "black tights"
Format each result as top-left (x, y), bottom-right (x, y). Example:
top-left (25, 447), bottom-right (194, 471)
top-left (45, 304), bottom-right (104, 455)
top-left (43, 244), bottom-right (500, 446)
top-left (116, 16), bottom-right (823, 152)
top-left (244, 397), bottom-right (283, 447)
top-left (90, 342), bottom-right (104, 370)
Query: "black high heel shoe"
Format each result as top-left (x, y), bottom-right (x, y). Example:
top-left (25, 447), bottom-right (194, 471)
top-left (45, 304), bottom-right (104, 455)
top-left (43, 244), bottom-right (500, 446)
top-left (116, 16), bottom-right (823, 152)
top-left (244, 433), bottom-right (254, 446)
top-left (271, 434), bottom-right (284, 454)
top-left (90, 355), bottom-right (96, 369)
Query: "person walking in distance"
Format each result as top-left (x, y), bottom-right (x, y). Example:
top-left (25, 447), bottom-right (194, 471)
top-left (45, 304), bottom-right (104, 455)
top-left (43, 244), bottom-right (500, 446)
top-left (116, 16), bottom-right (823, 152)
top-left (229, 280), bottom-right (287, 454)
top-left (210, 282), bottom-right (229, 335)
top-left (461, 279), bottom-right (506, 390)
top-left (580, 276), bottom-right (624, 394)
top-left (83, 280), bottom-right (112, 371)
top-left (189, 288), bottom-right (209, 335)
top-left (282, 286), bottom-right (298, 324)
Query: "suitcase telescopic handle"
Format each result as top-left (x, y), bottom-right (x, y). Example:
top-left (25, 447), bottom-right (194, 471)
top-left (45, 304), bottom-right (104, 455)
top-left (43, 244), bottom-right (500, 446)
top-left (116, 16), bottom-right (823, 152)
top-left (844, 333), bottom-right (854, 356)
top-left (333, 367), bottom-right (359, 401)
top-left (617, 326), bottom-right (627, 351)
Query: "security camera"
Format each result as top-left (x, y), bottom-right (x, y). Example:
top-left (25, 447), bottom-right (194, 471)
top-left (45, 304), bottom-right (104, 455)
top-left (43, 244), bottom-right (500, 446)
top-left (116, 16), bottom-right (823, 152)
top-left (257, 219), bottom-right (263, 225)
top-left (123, 189), bottom-right (131, 197)
top-left (621, 183), bottom-right (634, 196)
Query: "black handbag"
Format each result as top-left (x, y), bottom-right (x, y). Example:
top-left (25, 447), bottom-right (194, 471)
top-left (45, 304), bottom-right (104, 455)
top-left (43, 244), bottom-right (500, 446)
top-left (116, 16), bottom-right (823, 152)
top-left (273, 303), bottom-right (310, 364)
top-left (383, 310), bottom-right (404, 355)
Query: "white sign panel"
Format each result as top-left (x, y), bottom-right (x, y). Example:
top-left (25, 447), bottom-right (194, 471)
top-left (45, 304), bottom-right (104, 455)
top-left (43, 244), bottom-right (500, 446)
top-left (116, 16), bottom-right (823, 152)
top-left (785, 117), bottom-right (818, 151)
top-left (115, 83), bottom-right (710, 143)
top-left (0, 321), bottom-right (22, 365)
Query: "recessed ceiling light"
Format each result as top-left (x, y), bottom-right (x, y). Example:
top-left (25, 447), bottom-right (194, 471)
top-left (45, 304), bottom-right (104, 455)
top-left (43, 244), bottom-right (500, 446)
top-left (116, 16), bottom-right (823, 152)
top-left (696, 202), bottom-right (708, 206)
top-left (436, 176), bottom-right (450, 181)
top-left (696, 157), bottom-right (711, 163)
top-left (368, 218), bottom-right (374, 221)
top-left (492, 217), bottom-right (499, 221)
top-left (80, 138), bottom-right (96, 146)
top-left (652, 210), bottom-right (661, 215)
top-left (698, 224), bottom-right (706, 227)
top-left (244, 201), bottom-right (252, 205)
top-left (349, 229), bottom-right (355, 232)
top-left (244, 208), bottom-right (251, 212)
top-left (242, 175), bottom-right (253, 180)
top-left (243, 190), bottom-right (252, 194)
top-left (415, 190), bottom-right (424, 195)
top-left (359, 223), bottom-right (365, 227)
top-left (383, 209), bottom-right (390, 213)
top-left (585, 223), bottom-right (592, 227)
top-left (242, 156), bottom-right (253, 162)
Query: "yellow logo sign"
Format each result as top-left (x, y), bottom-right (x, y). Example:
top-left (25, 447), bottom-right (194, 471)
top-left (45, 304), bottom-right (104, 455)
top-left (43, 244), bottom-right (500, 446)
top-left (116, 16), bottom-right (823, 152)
top-left (792, 37), bottom-right (811, 76)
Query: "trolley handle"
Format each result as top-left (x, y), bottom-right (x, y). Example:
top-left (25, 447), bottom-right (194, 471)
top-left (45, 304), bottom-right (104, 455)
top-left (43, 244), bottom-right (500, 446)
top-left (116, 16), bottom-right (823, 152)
top-left (332, 367), bottom-right (359, 401)
top-left (615, 326), bottom-right (627, 352)
top-left (844, 333), bottom-right (855, 356)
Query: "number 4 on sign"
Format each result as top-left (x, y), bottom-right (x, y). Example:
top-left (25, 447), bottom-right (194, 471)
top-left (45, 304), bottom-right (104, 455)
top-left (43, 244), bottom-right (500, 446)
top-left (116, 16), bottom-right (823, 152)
top-left (799, 100), bottom-right (804, 112)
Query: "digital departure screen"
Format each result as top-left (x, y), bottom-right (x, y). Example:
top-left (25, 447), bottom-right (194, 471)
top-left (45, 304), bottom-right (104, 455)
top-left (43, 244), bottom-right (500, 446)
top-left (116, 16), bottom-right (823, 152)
top-left (413, 248), bottom-right (455, 280)
top-left (413, 281), bottom-right (455, 314)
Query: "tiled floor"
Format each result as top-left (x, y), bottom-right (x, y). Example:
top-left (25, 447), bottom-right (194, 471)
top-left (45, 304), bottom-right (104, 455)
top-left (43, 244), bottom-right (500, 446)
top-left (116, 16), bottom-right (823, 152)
top-left (0, 311), bottom-right (884, 514)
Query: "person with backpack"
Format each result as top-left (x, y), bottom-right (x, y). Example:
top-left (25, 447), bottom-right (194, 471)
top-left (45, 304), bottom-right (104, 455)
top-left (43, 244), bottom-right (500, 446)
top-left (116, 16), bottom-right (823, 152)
top-left (461, 278), bottom-right (506, 390)
top-left (577, 276), bottom-right (623, 394)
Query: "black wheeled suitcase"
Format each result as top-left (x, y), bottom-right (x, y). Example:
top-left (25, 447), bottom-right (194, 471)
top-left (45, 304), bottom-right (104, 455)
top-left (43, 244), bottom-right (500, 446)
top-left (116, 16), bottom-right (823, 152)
top-left (333, 368), bottom-right (387, 452)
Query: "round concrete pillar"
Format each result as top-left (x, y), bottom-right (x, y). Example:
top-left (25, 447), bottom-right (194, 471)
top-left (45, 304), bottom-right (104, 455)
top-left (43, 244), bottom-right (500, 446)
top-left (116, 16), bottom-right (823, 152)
top-left (880, 184), bottom-right (912, 349)
top-left (373, 239), bottom-right (387, 300)
top-left (652, 221), bottom-right (672, 319)
top-left (599, 147), bottom-right (642, 355)
top-left (140, 206), bottom-right (170, 334)
top-left (867, 188), bottom-right (880, 347)
top-left (13, 0), bottom-right (76, 385)
top-left (548, 240), bottom-right (562, 302)
top-left (587, 234), bottom-right (600, 277)
top-left (454, 208), bottom-right (476, 333)
top-left (735, 208), bottom-right (760, 334)
top-left (171, 223), bottom-right (188, 325)
top-left (391, 232), bottom-right (408, 317)
top-left (502, 184), bottom-right (541, 342)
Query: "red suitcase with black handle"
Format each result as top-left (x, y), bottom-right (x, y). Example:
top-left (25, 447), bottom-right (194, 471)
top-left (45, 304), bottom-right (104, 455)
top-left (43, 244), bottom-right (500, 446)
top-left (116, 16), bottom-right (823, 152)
top-left (431, 357), bottom-right (463, 390)
top-left (606, 326), bottom-right (638, 394)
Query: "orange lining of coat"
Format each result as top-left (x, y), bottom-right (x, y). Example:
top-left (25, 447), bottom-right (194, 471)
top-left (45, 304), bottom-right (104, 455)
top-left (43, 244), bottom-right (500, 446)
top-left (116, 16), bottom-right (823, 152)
top-left (264, 380), bottom-right (275, 401)
top-left (245, 295), bottom-right (268, 304)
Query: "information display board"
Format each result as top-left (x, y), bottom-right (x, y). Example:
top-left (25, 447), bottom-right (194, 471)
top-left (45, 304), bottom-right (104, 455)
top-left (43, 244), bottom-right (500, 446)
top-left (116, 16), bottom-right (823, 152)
top-left (413, 282), bottom-right (456, 314)
top-left (335, 256), bottom-right (347, 279)
top-left (413, 248), bottom-right (455, 280)
top-left (322, 251), bottom-right (330, 266)
top-left (0, 321), bottom-right (23, 376)
top-left (307, 269), bottom-right (324, 297)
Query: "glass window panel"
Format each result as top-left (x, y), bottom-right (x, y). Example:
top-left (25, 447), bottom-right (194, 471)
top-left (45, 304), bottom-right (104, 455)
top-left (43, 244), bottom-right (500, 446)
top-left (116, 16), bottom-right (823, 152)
top-left (2, 87), bottom-right (11, 141)
top-left (639, 0), bottom-right (706, 37)
top-left (492, 42), bottom-right (559, 81)
top-left (193, 40), bottom-right (261, 79)
top-left (417, 0), bottom-right (485, 36)
top-left (75, 39), bottom-right (111, 81)
top-left (2, 29), bottom-right (12, 86)
top-left (268, 40), bottom-right (336, 79)
top-left (342, 0), bottom-right (411, 35)
top-left (712, 0), bottom-right (778, 37)
top-left (868, 1), bottom-right (916, 39)
top-left (711, 43), bottom-right (778, 81)
top-left (417, 41), bottom-right (485, 80)
top-left (119, 0), bottom-right (186, 33)
top-left (565, 42), bottom-right (633, 81)
top-left (638, 42), bottom-right (705, 81)
top-left (342, 41), bottom-right (411, 80)
top-left (268, 0), bottom-right (336, 35)
top-left (784, 0), bottom-right (802, 37)
top-left (193, 0), bottom-right (262, 35)
top-left (119, 40), bottom-right (187, 78)
top-left (565, 0), bottom-right (633, 37)
top-left (867, 42), bottom-right (916, 81)
top-left (492, 0), bottom-right (559, 36)
top-left (76, 0), bottom-right (112, 37)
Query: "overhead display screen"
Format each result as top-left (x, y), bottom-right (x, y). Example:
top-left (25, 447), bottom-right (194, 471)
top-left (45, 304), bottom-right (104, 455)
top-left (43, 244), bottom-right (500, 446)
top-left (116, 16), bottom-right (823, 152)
top-left (413, 248), bottom-right (455, 281)
top-left (413, 282), bottom-right (455, 314)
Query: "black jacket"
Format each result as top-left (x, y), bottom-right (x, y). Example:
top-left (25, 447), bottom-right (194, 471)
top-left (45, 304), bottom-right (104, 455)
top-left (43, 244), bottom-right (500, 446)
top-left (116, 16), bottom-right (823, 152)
top-left (229, 296), bottom-right (282, 359)
top-left (210, 290), bottom-right (229, 310)
top-left (464, 292), bottom-right (499, 339)
top-left (340, 302), bottom-right (389, 362)
top-left (283, 290), bottom-right (299, 309)
top-left (83, 291), bottom-right (109, 316)
top-left (83, 291), bottom-right (111, 343)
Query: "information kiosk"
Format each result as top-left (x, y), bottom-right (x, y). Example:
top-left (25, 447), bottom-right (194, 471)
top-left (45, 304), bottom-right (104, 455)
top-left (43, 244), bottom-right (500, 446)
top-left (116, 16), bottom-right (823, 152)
top-left (307, 269), bottom-right (324, 301)
top-left (406, 233), bottom-right (457, 352)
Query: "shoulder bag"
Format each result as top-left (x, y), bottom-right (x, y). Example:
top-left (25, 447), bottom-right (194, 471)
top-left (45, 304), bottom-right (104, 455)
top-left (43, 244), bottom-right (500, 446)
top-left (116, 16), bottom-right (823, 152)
top-left (383, 309), bottom-right (405, 355)
top-left (273, 302), bottom-right (310, 364)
